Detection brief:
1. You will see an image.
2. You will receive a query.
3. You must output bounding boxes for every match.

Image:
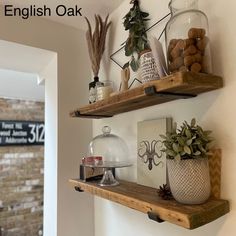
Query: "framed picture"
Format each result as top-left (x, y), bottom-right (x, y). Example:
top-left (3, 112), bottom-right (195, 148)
top-left (137, 118), bottom-right (172, 188)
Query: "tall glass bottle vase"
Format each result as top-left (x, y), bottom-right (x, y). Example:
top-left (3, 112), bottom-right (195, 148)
top-left (165, 0), bottom-right (212, 74)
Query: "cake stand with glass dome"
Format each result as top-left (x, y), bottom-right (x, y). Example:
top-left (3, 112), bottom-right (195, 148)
top-left (82, 161), bottom-right (132, 186)
top-left (87, 126), bottom-right (132, 186)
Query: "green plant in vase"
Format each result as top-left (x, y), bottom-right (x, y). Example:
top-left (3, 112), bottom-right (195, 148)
top-left (123, 0), bottom-right (150, 72)
top-left (160, 118), bottom-right (212, 161)
top-left (160, 118), bottom-right (213, 204)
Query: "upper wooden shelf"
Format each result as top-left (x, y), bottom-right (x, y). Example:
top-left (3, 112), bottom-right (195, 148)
top-left (69, 179), bottom-right (229, 230)
top-left (70, 72), bottom-right (223, 119)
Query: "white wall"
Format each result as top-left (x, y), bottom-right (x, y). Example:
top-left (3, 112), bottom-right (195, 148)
top-left (94, 0), bottom-right (236, 235)
top-left (42, 55), bottom-right (58, 236)
top-left (0, 13), bottom-right (93, 236)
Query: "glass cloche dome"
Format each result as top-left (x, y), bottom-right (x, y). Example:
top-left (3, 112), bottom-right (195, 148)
top-left (88, 126), bottom-right (129, 162)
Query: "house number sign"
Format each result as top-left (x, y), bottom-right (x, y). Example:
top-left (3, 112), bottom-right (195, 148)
top-left (0, 120), bottom-right (44, 146)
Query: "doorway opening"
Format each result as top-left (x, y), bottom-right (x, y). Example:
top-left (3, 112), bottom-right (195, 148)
top-left (0, 40), bottom-right (57, 236)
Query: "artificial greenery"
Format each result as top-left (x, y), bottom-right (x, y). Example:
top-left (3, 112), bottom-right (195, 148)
top-left (160, 118), bottom-right (213, 161)
top-left (123, 0), bottom-right (150, 71)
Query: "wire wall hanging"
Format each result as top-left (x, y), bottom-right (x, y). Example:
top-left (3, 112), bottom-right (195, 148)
top-left (110, 12), bottom-right (171, 89)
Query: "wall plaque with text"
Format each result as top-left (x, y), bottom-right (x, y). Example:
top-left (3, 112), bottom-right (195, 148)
top-left (0, 120), bottom-right (44, 146)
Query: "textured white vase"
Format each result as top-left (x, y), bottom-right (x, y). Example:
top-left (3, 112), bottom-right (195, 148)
top-left (167, 158), bottom-right (211, 204)
top-left (139, 50), bottom-right (160, 83)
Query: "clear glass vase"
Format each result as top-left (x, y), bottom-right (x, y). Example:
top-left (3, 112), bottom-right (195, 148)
top-left (165, 0), bottom-right (212, 74)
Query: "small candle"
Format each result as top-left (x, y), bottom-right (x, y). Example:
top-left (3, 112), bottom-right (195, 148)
top-left (96, 81), bottom-right (113, 101)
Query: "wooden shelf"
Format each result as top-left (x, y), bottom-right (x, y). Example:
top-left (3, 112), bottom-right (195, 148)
top-left (70, 72), bottom-right (223, 119)
top-left (69, 179), bottom-right (229, 230)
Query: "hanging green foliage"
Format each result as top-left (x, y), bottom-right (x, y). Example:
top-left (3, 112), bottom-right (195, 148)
top-left (122, 0), bottom-right (150, 71)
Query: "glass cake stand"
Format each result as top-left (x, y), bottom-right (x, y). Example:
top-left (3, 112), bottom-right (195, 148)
top-left (82, 161), bottom-right (132, 186)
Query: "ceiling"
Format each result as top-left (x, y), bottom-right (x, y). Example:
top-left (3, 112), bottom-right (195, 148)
top-left (0, 40), bottom-right (56, 102)
top-left (2, 0), bottom-right (124, 30)
top-left (0, 69), bottom-right (44, 101)
top-left (0, 40), bottom-right (55, 74)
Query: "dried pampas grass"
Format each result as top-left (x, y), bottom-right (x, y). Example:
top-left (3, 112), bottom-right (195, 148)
top-left (85, 15), bottom-right (111, 77)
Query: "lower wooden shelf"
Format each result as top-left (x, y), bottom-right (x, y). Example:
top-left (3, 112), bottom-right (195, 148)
top-left (69, 178), bottom-right (229, 230)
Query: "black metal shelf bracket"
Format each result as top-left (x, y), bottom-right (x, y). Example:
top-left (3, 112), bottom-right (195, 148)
top-left (74, 186), bottom-right (84, 192)
top-left (73, 111), bottom-right (113, 119)
top-left (144, 86), bottom-right (197, 99)
top-left (147, 211), bottom-right (165, 223)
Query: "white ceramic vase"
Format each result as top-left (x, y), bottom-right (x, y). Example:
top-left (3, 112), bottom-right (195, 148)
top-left (167, 158), bottom-right (211, 204)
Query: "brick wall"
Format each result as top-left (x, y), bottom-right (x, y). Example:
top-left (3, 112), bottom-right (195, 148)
top-left (0, 98), bottom-right (44, 236)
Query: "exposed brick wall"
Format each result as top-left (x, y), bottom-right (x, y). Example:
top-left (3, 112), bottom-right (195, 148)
top-left (0, 98), bottom-right (44, 236)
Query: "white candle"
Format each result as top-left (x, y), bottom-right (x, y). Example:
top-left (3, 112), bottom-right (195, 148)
top-left (97, 86), bottom-right (113, 101)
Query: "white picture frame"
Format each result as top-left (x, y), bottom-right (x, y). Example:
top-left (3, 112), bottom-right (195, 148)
top-left (137, 118), bottom-right (172, 188)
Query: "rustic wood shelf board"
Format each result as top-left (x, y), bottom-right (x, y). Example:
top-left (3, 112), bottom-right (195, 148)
top-left (70, 72), bottom-right (223, 118)
top-left (69, 179), bottom-right (229, 229)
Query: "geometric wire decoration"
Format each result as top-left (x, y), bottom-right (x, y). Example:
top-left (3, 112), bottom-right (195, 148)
top-left (110, 13), bottom-right (171, 69)
top-left (109, 13), bottom-right (171, 88)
